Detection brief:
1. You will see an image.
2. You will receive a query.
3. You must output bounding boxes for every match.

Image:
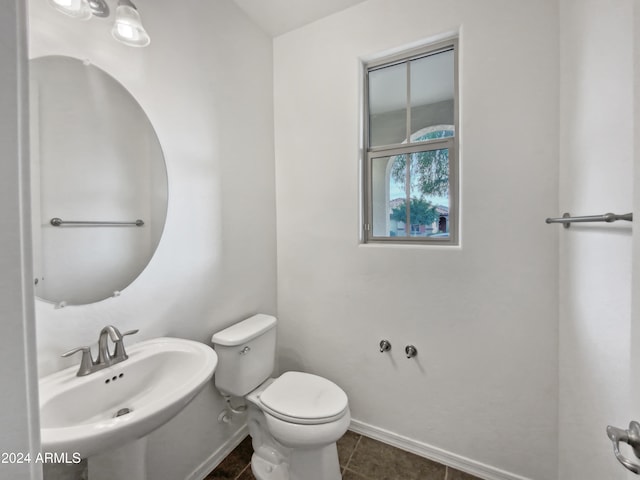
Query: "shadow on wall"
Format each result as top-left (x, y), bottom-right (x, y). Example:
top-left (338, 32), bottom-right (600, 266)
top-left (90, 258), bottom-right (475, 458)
top-left (277, 347), bottom-right (308, 374)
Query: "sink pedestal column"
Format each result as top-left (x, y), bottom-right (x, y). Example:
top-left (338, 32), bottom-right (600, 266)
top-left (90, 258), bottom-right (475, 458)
top-left (87, 437), bottom-right (148, 480)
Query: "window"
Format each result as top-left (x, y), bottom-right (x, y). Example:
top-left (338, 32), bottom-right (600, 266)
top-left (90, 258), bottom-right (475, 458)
top-left (363, 39), bottom-right (458, 245)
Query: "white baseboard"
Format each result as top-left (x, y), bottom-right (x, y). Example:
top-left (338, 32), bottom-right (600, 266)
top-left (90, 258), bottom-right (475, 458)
top-left (187, 424), bottom-right (249, 480)
top-left (349, 419), bottom-right (533, 480)
top-left (184, 418), bottom-right (532, 480)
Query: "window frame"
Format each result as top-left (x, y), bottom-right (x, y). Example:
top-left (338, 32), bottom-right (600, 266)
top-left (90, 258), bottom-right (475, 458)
top-left (362, 38), bottom-right (459, 246)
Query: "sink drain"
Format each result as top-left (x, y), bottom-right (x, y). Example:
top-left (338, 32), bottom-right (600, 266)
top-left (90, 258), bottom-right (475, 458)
top-left (115, 408), bottom-right (131, 418)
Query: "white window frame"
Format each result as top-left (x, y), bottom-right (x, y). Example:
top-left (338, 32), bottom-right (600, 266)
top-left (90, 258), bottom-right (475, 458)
top-left (363, 38), bottom-right (459, 245)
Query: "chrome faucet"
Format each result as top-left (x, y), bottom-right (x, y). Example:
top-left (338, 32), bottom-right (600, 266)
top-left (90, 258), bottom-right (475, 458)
top-left (98, 325), bottom-right (135, 365)
top-left (62, 325), bottom-right (139, 376)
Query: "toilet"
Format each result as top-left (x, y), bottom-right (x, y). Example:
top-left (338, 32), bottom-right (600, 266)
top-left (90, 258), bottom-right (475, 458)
top-left (211, 314), bottom-right (350, 480)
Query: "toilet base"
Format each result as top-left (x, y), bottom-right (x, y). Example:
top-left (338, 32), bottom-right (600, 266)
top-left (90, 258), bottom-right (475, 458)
top-left (251, 453), bottom-right (288, 480)
top-left (251, 444), bottom-right (342, 480)
top-left (288, 444), bottom-right (341, 480)
top-left (247, 404), bottom-right (343, 480)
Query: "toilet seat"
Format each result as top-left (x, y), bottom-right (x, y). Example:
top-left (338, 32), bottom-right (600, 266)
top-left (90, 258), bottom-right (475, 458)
top-left (258, 371), bottom-right (348, 425)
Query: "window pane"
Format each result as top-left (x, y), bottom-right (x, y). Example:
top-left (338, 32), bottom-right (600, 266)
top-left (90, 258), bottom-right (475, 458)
top-left (410, 50), bottom-right (454, 137)
top-left (409, 148), bottom-right (449, 237)
top-left (368, 63), bottom-right (407, 147)
top-left (372, 155), bottom-right (407, 237)
top-left (371, 149), bottom-right (450, 239)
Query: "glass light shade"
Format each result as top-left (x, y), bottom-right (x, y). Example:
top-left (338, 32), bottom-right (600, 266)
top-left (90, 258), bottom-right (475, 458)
top-left (111, 4), bottom-right (150, 47)
top-left (48, 0), bottom-right (92, 19)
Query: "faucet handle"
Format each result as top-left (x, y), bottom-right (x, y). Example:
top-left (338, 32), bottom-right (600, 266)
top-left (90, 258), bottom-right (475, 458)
top-left (62, 346), bottom-right (95, 376)
top-left (113, 329), bottom-right (139, 360)
top-left (62, 345), bottom-right (91, 358)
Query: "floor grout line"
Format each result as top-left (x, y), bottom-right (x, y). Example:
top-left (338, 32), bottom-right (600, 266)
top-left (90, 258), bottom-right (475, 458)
top-left (343, 433), bottom-right (363, 473)
top-left (234, 461), bottom-right (251, 480)
top-left (342, 466), bottom-right (359, 479)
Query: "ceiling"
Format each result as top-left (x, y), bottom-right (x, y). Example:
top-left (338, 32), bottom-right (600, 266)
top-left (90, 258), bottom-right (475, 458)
top-left (232, 0), bottom-right (368, 37)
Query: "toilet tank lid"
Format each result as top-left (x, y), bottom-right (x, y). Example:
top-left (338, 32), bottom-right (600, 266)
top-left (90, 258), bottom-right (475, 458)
top-left (211, 314), bottom-right (277, 346)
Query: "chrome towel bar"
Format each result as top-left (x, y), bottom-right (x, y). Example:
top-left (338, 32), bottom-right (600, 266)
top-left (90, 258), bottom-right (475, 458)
top-left (545, 212), bottom-right (632, 228)
top-left (50, 217), bottom-right (144, 227)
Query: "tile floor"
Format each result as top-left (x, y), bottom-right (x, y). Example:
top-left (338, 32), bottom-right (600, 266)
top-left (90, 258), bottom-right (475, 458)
top-left (205, 430), bottom-right (482, 480)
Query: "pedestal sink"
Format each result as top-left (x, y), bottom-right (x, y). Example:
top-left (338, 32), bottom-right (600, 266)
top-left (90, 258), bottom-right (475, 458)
top-left (39, 337), bottom-right (218, 479)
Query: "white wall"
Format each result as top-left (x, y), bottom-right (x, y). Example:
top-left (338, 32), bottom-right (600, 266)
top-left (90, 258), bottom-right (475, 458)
top-left (0, 1), bottom-right (42, 479)
top-left (274, 1), bottom-right (559, 479)
top-left (558, 1), bottom-right (634, 479)
top-left (629, 0), bottom-right (640, 430)
top-left (28, 0), bottom-right (276, 477)
top-left (631, 3), bottom-right (640, 466)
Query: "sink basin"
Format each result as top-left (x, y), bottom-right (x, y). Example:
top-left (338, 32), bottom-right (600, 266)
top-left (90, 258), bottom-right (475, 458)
top-left (39, 337), bottom-right (218, 458)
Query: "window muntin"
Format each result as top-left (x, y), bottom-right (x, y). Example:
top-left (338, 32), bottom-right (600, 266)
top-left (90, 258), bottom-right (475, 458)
top-left (364, 40), bottom-right (458, 245)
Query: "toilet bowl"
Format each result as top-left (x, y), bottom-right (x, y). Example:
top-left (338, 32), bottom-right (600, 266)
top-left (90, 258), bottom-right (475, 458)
top-left (212, 315), bottom-right (350, 480)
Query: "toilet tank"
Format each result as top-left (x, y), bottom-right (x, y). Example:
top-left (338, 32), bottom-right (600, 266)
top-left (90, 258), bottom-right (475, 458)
top-left (211, 314), bottom-right (277, 396)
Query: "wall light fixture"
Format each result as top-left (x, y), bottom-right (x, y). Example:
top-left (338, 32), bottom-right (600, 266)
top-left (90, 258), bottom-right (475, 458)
top-left (47, 0), bottom-right (150, 47)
